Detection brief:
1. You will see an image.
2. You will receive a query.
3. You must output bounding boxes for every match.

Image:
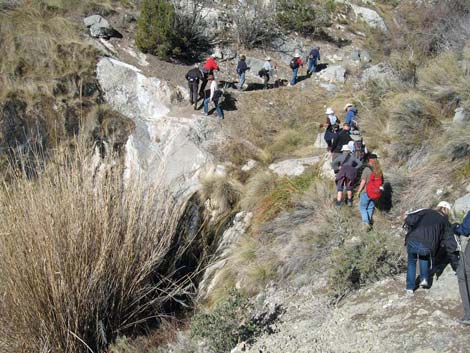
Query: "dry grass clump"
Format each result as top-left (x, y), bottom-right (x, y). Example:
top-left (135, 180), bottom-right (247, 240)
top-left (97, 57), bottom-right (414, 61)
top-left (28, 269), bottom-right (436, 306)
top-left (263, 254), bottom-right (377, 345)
top-left (0, 147), bottom-right (196, 353)
top-left (200, 174), bottom-right (242, 215)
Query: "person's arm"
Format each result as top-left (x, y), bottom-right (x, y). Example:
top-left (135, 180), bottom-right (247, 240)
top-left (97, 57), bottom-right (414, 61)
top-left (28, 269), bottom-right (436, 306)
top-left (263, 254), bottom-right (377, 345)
top-left (353, 157), bottom-right (363, 169)
top-left (331, 155), bottom-right (343, 171)
top-left (209, 81), bottom-right (216, 101)
top-left (357, 178), bottom-right (366, 194)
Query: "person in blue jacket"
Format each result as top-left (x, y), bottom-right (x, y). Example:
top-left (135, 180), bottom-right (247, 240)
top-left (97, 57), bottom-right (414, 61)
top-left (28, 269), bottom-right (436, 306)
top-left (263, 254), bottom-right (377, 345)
top-left (344, 103), bottom-right (358, 129)
top-left (454, 210), bottom-right (470, 325)
top-left (307, 46), bottom-right (320, 75)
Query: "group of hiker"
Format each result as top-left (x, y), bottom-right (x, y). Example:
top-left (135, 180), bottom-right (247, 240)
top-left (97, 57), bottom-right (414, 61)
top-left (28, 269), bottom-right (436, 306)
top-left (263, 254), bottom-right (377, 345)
top-left (324, 104), bottom-right (380, 230)
top-left (323, 104), bottom-right (470, 325)
top-left (184, 47), bottom-right (322, 118)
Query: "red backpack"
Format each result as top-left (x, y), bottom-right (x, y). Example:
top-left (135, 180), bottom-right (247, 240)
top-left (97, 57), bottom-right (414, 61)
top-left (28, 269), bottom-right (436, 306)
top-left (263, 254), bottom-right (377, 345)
top-left (366, 170), bottom-right (383, 200)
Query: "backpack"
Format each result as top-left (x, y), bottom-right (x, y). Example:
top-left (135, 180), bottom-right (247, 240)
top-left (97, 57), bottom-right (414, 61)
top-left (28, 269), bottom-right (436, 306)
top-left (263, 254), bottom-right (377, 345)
top-left (365, 169), bottom-right (383, 200)
top-left (289, 58), bottom-right (299, 69)
top-left (258, 69), bottom-right (266, 77)
top-left (353, 138), bottom-right (366, 161)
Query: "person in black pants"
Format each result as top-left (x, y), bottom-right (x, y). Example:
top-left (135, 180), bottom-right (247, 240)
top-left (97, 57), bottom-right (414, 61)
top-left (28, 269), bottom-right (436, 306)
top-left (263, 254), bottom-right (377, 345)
top-left (454, 211), bottom-right (470, 325)
top-left (185, 64), bottom-right (203, 109)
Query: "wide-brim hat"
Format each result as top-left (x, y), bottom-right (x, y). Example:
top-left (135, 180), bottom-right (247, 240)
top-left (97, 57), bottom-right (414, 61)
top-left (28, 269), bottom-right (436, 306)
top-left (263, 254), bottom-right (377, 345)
top-left (344, 103), bottom-right (353, 111)
top-left (350, 134), bottom-right (362, 141)
top-left (325, 107), bottom-right (334, 115)
top-left (341, 144), bottom-right (351, 152)
top-left (437, 201), bottom-right (452, 210)
top-left (294, 53), bottom-right (301, 58)
top-left (265, 56), bottom-right (271, 61)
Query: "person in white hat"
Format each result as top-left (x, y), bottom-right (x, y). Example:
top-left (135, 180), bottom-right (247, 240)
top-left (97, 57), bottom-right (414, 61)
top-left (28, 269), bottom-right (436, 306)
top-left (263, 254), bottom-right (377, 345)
top-left (289, 52), bottom-right (303, 86)
top-left (325, 107), bottom-right (338, 126)
top-left (261, 57), bottom-right (274, 89)
top-left (403, 201), bottom-right (458, 294)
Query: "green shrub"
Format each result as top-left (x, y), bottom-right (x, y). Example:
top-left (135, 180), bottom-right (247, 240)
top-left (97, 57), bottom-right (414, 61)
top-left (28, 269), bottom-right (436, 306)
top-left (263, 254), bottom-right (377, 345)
top-left (191, 289), bottom-right (257, 353)
top-left (328, 231), bottom-right (405, 300)
top-left (276, 0), bottom-right (331, 36)
top-left (136, 0), bottom-right (175, 59)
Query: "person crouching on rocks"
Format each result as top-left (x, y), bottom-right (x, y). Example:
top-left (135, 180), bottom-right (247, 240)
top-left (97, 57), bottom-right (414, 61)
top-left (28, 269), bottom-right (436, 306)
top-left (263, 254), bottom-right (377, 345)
top-left (403, 201), bottom-right (456, 294)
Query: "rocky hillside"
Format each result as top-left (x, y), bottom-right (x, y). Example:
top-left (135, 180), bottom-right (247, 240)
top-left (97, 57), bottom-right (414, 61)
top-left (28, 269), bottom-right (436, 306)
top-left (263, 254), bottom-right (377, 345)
top-left (1, 1), bottom-right (470, 353)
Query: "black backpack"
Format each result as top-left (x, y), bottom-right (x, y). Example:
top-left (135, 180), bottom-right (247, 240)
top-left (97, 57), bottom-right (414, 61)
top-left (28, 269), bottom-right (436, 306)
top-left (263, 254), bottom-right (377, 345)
top-left (289, 58), bottom-right (299, 69)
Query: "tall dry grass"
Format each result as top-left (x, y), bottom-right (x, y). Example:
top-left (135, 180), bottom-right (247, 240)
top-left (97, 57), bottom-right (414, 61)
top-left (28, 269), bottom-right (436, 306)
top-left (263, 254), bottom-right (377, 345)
top-left (0, 146), bottom-right (196, 353)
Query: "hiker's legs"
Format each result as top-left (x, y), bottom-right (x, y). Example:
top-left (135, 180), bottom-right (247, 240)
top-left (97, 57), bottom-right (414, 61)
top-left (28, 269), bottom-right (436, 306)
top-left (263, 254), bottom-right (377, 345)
top-left (307, 58), bottom-right (316, 74)
top-left (203, 98), bottom-right (210, 115)
top-left (238, 72), bottom-right (245, 90)
top-left (215, 102), bottom-right (223, 119)
top-left (359, 192), bottom-right (372, 224)
top-left (366, 198), bottom-right (375, 224)
top-left (406, 248), bottom-right (418, 290)
top-left (190, 81), bottom-right (198, 105)
top-left (290, 67), bottom-right (298, 85)
top-left (458, 246), bottom-right (470, 320)
top-left (199, 74), bottom-right (208, 97)
top-left (263, 74), bottom-right (269, 89)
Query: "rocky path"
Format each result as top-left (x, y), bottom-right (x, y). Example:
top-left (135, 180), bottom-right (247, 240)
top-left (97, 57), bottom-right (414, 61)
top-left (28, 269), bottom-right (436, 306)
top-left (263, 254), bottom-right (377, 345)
top-left (245, 268), bottom-right (468, 353)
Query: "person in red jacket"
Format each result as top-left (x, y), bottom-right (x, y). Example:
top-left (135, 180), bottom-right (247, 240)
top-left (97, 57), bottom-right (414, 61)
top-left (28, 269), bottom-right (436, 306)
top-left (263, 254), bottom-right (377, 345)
top-left (289, 52), bottom-right (303, 86)
top-left (199, 54), bottom-right (220, 97)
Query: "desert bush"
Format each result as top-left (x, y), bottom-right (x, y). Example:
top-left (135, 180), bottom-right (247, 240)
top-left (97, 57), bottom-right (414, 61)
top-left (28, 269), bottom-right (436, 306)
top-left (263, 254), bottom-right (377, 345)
top-left (136, 0), bottom-right (175, 59)
top-left (0, 147), bottom-right (198, 353)
top-left (275, 0), bottom-right (332, 36)
top-left (191, 289), bottom-right (257, 353)
top-left (231, 1), bottom-right (277, 49)
top-left (200, 175), bottom-right (242, 214)
top-left (328, 231), bottom-right (405, 300)
top-left (267, 129), bottom-right (305, 157)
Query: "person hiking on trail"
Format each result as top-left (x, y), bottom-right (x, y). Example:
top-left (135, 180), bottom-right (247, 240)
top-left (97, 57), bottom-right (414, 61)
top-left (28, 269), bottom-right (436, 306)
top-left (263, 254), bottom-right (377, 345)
top-left (185, 63), bottom-right (203, 110)
top-left (325, 107), bottom-right (339, 126)
top-left (453, 211), bottom-right (470, 324)
top-left (307, 46), bottom-right (320, 76)
top-left (200, 54), bottom-right (220, 98)
top-left (236, 55), bottom-right (249, 91)
top-left (350, 133), bottom-right (367, 161)
top-left (289, 53), bottom-right (303, 86)
top-left (356, 153), bottom-right (383, 229)
top-left (203, 75), bottom-right (223, 119)
top-left (330, 122), bottom-right (352, 160)
top-left (403, 201), bottom-right (456, 294)
top-left (259, 57), bottom-right (274, 89)
top-left (324, 121), bottom-right (340, 152)
top-left (331, 143), bottom-right (362, 173)
top-left (344, 103), bottom-right (359, 130)
top-left (333, 145), bottom-right (362, 207)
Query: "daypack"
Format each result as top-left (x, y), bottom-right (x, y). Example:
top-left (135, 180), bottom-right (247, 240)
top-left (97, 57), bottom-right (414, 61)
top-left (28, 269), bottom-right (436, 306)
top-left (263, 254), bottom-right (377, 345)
top-left (289, 58), bottom-right (299, 69)
top-left (353, 138), bottom-right (366, 161)
top-left (258, 69), bottom-right (267, 77)
top-left (366, 169), bottom-right (383, 200)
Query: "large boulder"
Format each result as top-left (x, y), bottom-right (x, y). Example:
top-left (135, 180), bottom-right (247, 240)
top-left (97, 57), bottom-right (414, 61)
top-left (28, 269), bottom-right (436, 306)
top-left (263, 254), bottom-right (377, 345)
top-left (453, 107), bottom-right (468, 125)
top-left (246, 57), bottom-right (266, 77)
top-left (269, 156), bottom-right (321, 177)
top-left (84, 15), bottom-right (122, 39)
top-left (351, 4), bottom-right (387, 32)
top-left (454, 194), bottom-right (470, 214)
top-left (361, 63), bottom-right (394, 82)
top-left (318, 65), bottom-right (346, 83)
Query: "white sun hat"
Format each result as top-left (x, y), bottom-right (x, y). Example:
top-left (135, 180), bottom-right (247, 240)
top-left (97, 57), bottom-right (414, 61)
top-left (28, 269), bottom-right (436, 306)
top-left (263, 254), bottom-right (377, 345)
top-left (325, 107), bottom-right (334, 115)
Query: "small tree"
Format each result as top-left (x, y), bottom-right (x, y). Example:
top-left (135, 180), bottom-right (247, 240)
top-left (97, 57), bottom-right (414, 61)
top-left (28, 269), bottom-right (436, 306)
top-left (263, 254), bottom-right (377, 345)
top-left (136, 0), bottom-right (175, 59)
top-left (275, 0), bottom-right (331, 36)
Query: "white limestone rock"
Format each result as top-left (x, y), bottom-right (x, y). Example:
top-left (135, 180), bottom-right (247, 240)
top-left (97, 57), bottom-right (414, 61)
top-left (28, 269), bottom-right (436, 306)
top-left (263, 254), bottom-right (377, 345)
top-left (269, 156), bottom-right (321, 177)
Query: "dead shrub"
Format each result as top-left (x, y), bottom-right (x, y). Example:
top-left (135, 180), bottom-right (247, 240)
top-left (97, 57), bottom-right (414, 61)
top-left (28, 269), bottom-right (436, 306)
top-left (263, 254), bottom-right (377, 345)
top-left (0, 146), bottom-right (197, 353)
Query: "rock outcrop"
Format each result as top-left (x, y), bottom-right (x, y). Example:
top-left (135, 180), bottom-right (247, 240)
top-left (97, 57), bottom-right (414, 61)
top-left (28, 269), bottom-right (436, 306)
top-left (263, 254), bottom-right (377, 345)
top-left (269, 156), bottom-right (321, 177)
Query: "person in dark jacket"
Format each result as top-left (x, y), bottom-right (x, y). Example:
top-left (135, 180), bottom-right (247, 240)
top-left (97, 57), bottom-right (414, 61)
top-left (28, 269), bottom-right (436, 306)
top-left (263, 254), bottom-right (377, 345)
top-left (307, 46), bottom-right (320, 75)
top-left (330, 123), bottom-right (352, 160)
top-left (404, 201), bottom-right (454, 293)
top-left (236, 55), bottom-right (249, 90)
top-left (185, 64), bottom-right (203, 109)
top-left (453, 211), bottom-right (470, 324)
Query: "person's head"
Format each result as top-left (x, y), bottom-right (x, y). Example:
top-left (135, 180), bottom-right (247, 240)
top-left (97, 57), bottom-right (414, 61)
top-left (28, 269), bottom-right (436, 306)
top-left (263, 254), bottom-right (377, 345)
top-left (316, 46), bottom-right (320, 50)
top-left (208, 75), bottom-right (214, 81)
top-left (325, 107), bottom-right (334, 115)
top-left (344, 103), bottom-right (353, 111)
top-left (436, 201), bottom-right (452, 218)
top-left (240, 54), bottom-right (246, 60)
top-left (343, 123), bottom-right (350, 130)
top-left (194, 63), bottom-right (200, 68)
top-left (367, 153), bottom-right (382, 175)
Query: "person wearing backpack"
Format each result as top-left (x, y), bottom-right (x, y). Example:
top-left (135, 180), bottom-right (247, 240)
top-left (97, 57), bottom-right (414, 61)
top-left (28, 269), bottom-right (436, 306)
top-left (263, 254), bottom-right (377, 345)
top-left (332, 144), bottom-right (362, 207)
top-left (203, 75), bottom-right (224, 119)
top-left (356, 153), bottom-right (383, 229)
top-left (344, 103), bottom-right (359, 130)
top-left (331, 144), bottom-right (362, 173)
top-left (307, 46), bottom-right (320, 76)
top-left (185, 64), bottom-right (203, 109)
top-left (289, 53), bottom-right (303, 86)
top-left (200, 54), bottom-right (220, 98)
top-left (330, 123), bottom-right (352, 160)
top-left (403, 202), bottom-right (455, 294)
top-left (259, 57), bottom-right (274, 89)
top-left (453, 211), bottom-right (470, 324)
top-left (236, 55), bottom-right (249, 91)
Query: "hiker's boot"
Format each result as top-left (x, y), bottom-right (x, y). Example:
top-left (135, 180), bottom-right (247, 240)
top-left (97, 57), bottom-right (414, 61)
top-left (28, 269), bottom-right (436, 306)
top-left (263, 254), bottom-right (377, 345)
top-left (336, 200), bottom-right (342, 207)
top-left (347, 198), bottom-right (353, 207)
top-left (459, 318), bottom-right (470, 326)
top-left (419, 279), bottom-right (429, 289)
